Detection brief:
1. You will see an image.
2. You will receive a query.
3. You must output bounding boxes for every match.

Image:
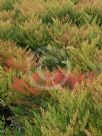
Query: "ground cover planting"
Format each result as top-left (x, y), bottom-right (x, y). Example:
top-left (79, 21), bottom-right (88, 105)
top-left (0, 0), bottom-right (102, 135)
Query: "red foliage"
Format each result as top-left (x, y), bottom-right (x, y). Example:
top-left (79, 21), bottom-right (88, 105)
top-left (53, 68), bottom-right (65, 85)
top-left (6, 59), bottom-right (14, 66)
top-left (44, 70), bottom-right (52, 87)
top-left (65, 73), bottom-right (78, 89)
top-left (10, 78), bottom-right (39, 96)
top-left (4, 58), bottom-right (14, 72)
top-left (10, 68), bottom-right (95, 96)
top-left (32, 72), bottom-right (41, 82)
top-left (45, 69), bottom-right (52, 81)
top-left (10, 78), bottom-right (29, 94)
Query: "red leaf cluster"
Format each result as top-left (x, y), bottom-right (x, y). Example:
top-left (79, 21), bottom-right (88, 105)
top-left (10, 78), bottom-right (39, 96)
top-left (10, 68), bottom-right (95, 96)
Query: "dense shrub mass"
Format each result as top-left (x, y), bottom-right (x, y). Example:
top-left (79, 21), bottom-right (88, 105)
top-left (0, 0), bottom-right (102, 135)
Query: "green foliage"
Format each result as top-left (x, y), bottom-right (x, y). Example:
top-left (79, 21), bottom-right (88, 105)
top-left (41, 45), bottom-right (70, 70)
top-left (22, 78), bottom-right (102, 136)
top-left (0, 0), bottom-right (102, 135)
top-left (19, 18), bottom-right (51, 50)
top-left (68, 40), bottom-right (102, 72)
top-left (1, 0), bottom-right (17, 11)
